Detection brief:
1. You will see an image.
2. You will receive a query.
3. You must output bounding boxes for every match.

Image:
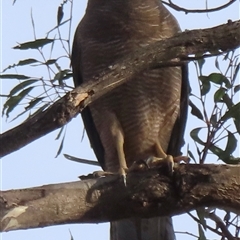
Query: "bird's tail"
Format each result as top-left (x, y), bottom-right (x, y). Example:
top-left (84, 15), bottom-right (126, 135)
top-left (110, 217), bottom-right (175, 240)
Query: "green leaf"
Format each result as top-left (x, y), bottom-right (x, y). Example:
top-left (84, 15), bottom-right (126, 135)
top-left (215, 57), bottom-right (220, 71)
top-left (53, 69), bottom-right (71, 85)
top-left (199, 76), bottom-right (211, 96)
top-left (221, 102), bottom-right (240, 121)
top-left (197, 58), bottom-right (205, 75)
top-left (0, 74), bottom-right (31, 80)
top-left (223, 51), bottom-right (230, 61)
top-left (188, 150), bottom-right (196, 163)
top-left (209, 144), bottom-right (224, 158)
top-left (208, 73), bottom-right (231, 88)
top-left (210, 113), bottom-right (218, 127)
top-left (232, 63), bottom-right (239, 83)
top-left (28, 103), bottom-right (49, 118)
top-left (222, 94), bottom-right (233, 109)
top-left (214, 87), bottom-right (226, 102)
top-left (234, 84), bottom-right (240, 94)
top-left (223, 157), bottom-right (240, 164)
top-left (25, 97), bottom-right (44, 111)
top-left (46, 59), bottom-right (57, 65)
top-left (69, 229), bottom-right (74, 240)
top-left (13, 38), bottom-right (54, 50)
top-left (62, 73), bottom-right (73, 81)
top-left (57, 5), bottom-right (64, 25)
top-left (208, 139), bottom-right (238, 164)
top-left (55, 128), bottom-right (66, 158)
top-left (189, 100), bottom-right (204, 120)
top-left (17, 58), bottom-right (39, 66)
top-left (55, 126), bottom-right (65, 140)
top-left (2, 58), bottom-right (39, 72)
top-left (2, 87), bottom-right (34, 118)
top-left (221, 97), bottom-right (240, 135)
top-left (224, 131), bottom-right (237, 160)
top-left (190, 128), bottom-right (206, 146)
top-left (9, 79), bottom-right (38, 96)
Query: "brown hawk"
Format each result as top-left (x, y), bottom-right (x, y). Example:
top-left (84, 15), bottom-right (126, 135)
top-left (72, 1), bottom-right (188, 240)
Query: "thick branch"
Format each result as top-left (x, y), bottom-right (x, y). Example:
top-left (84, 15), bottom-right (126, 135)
top-left (1, 20), bottom-right (240, 157)
top-left (0, 164), bottom-right (240, 232)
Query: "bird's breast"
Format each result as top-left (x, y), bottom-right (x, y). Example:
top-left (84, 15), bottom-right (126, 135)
top-left (78, 3), bottom-right (182, 170)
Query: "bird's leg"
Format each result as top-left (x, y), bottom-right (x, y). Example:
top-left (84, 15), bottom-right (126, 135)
top-left (110, 115), bottom-right (128, 183)
top-left (115, 130), bottom-right (128, 183)
top-left (155, 141), bottom-right (168, 158)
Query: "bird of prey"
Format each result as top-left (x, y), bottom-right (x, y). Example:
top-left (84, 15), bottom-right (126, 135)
top-left (72, 1), bottom-right (189, 240)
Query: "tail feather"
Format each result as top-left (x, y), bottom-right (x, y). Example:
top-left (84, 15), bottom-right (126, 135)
top-left (110, 217), bottom-right (175, 240)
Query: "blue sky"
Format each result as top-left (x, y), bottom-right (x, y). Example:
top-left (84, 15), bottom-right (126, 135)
top-left (1, 1), bottom-right (239, 240)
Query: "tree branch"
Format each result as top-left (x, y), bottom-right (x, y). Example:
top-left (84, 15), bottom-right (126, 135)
top-left (1, 20), bottom-right (240, 158)
top-left (162, 0), bottom-right (237, 14)
top-left (1, 164), bottom-right (239, 232)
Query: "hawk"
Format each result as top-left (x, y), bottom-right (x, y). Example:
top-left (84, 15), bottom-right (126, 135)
top-left (72, 1), bottom-right (188, 240)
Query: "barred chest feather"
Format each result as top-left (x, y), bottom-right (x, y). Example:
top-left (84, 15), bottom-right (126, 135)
top-left (78, 1), bottom-right (182, 171)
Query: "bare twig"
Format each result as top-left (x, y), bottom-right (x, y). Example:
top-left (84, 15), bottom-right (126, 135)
top-left (162, 0), bottom-right (237, 14)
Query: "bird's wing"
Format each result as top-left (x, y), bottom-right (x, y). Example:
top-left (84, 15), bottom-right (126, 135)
top-left (71, 32), bottom-right (105, 170)
top-left (167, 64), bottom-right (189, 156)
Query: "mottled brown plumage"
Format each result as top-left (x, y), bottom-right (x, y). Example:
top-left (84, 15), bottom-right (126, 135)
top-left (72, 1), bottom-right (188, 240)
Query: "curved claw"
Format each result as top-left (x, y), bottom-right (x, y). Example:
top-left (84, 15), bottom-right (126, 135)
top-left (146, 155), bottom-right (174, 174)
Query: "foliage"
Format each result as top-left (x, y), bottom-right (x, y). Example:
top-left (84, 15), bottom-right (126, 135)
top-left (1, 0), bottom-right (73, 122)
top-left (189, 52), bottom-right (240, 165)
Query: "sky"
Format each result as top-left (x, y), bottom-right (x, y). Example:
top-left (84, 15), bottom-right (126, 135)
top-left (1, 0), bottom-right (239, 240)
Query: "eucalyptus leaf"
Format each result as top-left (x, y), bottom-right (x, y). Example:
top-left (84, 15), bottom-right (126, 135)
top-left (0, 74), bottom-right (31, 80)
top-left (9, 79), bottom-right (38, 96)
top-left (234, 84), bottom-right (240, 94)
top-left (190, 128), bottom-right (206, 146)
top-left (2, 59), bottom-right (39, 72)
top-left (3, 87), bottom-right (34, 118)
top-left (208, 73), bottom-right (231, 88)
top-left (210, 113), bottom-right (218, 127)
top-left (214, 87), bottom-right (226, 102)
top-left (232, 63), bottom-right (239, 83)
top-left (46, 59), bottom-right (57, 65)
top-left (224, 131), bottom-right (237, 158)
top-left (25, 97), bottom-right (45, 111)
top-left (199, 76), bottom-right (211, 96)
top-left (187, 150), bottom-right (196, 163)
top-left (221, 102), bottom-right (240, 121)
top-left (57, 5), bottom-right (64, 25)
top-left (13, 38), bottom-right (54, 50)
top-left (197, 58), bottom-right (205, 75)
top-left (189, 100), bottom-right (204, 120)
top-left (209, 144), bottom-right (224, 158)
top-left (55, 129), bottom-right (66, 158)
